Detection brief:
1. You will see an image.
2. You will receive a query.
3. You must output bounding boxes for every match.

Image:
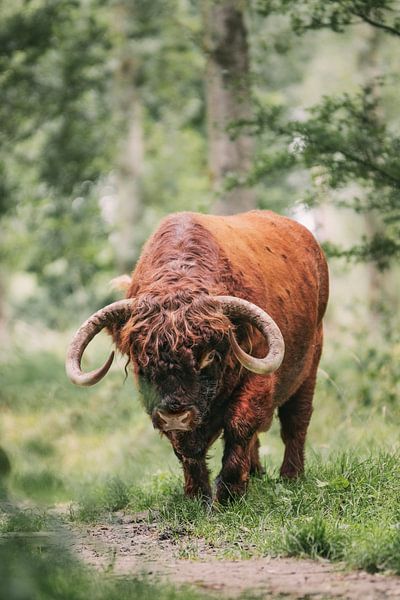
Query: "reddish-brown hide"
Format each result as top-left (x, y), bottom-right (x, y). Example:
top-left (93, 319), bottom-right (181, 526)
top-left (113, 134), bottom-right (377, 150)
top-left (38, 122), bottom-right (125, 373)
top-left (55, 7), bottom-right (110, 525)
top-left (113, 210), bottom-right (329, 503)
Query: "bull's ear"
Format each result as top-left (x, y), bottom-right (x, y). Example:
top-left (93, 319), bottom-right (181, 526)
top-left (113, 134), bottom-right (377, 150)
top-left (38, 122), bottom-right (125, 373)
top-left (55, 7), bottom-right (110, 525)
top-left (199, 350), bottom-right (216, 369)
top-left (109, 274), bottom-right (132, 292)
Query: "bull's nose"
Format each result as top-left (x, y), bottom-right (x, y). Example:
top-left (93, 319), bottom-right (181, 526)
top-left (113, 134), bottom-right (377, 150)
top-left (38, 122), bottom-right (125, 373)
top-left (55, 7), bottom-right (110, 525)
top-left (154, 408), bottom-right (195, 432)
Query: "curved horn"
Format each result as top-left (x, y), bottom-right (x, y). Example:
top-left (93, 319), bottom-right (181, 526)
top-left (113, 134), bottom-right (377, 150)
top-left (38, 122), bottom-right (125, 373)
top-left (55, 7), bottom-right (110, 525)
top-left (66, 299), bottom-right (134, 386)
top-left (216, 296), bottom-right (285, 375)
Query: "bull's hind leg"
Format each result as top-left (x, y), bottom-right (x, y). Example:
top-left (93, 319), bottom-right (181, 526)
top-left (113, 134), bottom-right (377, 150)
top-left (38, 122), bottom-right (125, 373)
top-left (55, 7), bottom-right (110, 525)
top-left (278, 338), bottom-right (322, 479)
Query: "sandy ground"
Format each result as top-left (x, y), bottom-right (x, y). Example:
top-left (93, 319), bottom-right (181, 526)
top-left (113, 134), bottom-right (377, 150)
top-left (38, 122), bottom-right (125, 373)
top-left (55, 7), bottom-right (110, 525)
top-left (64, 510), bottom-right (400, 599)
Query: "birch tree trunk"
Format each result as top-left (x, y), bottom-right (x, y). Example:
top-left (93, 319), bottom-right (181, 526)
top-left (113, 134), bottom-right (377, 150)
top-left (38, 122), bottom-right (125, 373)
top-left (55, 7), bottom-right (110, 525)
top-left (203, 0), bottom-right (256, 215)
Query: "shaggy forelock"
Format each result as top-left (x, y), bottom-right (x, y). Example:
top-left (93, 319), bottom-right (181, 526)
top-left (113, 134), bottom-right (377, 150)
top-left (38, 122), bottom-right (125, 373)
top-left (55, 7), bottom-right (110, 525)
top-left (119, 293), bottom-right (231, 368)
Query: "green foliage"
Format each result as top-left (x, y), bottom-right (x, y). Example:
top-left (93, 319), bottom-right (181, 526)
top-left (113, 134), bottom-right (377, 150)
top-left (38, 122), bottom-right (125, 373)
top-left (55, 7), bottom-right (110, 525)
top-left (246, 0), bottom-right (400, 269)
top-left (256, 0), bottom-right (400, 37)
top-left (0, 0), bottom-right (113, 196)
top-left (239, 82), bottom-right (400, 267)
top-left (0, 0), bottom-right (117, 324)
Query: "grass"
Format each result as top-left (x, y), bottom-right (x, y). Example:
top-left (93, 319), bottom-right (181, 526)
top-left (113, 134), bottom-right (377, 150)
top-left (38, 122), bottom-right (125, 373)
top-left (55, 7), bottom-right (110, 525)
top-left (0, 344), bottom-right (179, 503)
top-left (1, 324), bottom-right (400, 586)
top-left (107, 451), bottom-right (399, 574)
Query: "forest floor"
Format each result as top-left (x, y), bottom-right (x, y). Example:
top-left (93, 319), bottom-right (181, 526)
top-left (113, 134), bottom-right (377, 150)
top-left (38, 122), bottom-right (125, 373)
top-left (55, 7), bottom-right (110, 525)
top-left (65, 510), bottom-right (400, 600)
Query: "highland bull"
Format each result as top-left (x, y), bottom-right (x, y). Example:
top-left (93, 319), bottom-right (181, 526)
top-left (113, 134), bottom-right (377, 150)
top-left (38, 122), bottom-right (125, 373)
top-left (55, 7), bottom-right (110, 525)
top-left (66, 211), bottom-right (329, 503)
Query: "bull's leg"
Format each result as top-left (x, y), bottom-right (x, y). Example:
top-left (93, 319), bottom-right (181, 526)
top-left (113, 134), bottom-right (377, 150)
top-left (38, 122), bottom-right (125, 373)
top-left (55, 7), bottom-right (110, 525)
top-left (216, 432), bottom-right (268, 503)
top-left (170, 428), bottom-right (222, 503)
top-left (215, 436), bottom-right (252, 504)
top-left (278, 343), bottom-right (321, 479)
top-left (278, 385), bottom-right (313, 479)
top-left (181, 456), bottom-right (212, 501)
top-left (249, 435), bottom-right (265, 476)
top-left (171, 447), bottom-right (211, 501)
top-left (216, 377), bottom-right (274, 503)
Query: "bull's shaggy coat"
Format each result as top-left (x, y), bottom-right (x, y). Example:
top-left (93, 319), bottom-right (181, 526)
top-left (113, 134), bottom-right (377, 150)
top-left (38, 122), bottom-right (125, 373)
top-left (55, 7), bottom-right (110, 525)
top-left (115, 211), bottom-right (328, 502)
top-left (68, 210), bottom-right (329, 503)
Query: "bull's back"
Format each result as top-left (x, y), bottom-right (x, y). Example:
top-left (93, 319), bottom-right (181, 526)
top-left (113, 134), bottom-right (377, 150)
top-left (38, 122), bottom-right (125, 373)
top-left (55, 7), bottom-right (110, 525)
top-left (194, 210), bottom-right (328, 323)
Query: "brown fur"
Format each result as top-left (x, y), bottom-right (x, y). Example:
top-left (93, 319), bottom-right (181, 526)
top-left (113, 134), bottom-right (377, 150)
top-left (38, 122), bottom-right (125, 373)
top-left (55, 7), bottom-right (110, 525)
top-left (112, 210), bottom-right (329, 503)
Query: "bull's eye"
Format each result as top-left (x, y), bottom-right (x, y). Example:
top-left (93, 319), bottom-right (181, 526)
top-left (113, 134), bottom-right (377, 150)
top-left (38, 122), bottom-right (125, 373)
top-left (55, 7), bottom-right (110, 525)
top-left (199, 350), bottom-right (216, 370)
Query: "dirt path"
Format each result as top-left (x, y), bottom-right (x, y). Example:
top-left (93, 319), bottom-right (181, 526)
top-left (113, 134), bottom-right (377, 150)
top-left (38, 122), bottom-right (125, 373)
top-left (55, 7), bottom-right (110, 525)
top-left (66, 512), bottom-right (400, 599)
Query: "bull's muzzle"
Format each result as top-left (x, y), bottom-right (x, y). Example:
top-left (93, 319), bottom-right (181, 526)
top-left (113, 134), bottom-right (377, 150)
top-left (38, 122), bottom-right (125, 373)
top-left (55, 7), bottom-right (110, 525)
top-left (152, 407), bottom-right (198, 432)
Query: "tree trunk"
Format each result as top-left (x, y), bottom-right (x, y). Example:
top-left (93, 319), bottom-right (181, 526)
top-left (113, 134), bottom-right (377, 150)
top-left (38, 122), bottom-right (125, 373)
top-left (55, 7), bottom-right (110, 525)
top-left (203, 0), bottom-right (256, 215)
top-left (111, 2), bottom-right (144, 273)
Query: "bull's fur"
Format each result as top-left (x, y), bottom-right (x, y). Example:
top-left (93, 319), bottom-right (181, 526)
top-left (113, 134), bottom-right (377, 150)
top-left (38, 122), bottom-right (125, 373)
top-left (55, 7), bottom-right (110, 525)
top-left (113, 210), bottom-right (329, 503)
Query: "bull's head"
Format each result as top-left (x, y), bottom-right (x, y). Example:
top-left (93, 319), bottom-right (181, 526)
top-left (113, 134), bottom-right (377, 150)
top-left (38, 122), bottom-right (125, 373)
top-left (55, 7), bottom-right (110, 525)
top-left (65, 296), bottom-right (284, 432)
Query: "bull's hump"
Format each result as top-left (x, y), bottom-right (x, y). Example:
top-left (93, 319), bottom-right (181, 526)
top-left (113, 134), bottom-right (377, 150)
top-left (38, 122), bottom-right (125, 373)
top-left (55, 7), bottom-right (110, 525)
top-left (156, 213), bottom-right (219, 260)
top-left (135, 213), bottom-right (223, 291)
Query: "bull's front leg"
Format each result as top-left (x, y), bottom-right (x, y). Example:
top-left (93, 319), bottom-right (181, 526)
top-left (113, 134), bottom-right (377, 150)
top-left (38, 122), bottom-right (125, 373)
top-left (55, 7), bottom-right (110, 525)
top-left (181, 456), bottom-right (211, 501)
top-left (215, 433), bottom-right (253, 503)
top-left (169, 428), bottom-right (220, 503)
top-left (216, 381), bottom-right (273, 504)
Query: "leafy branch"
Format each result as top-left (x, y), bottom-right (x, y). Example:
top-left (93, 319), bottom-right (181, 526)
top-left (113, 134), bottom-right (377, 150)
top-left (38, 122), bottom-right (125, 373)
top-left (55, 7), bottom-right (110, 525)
top-left (240, 85), bottom-right (400, 266)
top-left (255, 0), bottom-right (400, 37)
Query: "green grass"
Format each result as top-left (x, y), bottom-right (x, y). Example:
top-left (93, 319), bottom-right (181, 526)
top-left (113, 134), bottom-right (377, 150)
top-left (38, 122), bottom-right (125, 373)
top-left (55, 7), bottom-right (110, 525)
top-left (0, 508), bottom-right (49, 534)
top-left (1, 328), bottom-right (400, 580)
top-left (105, 451), bottom-right (399, 574)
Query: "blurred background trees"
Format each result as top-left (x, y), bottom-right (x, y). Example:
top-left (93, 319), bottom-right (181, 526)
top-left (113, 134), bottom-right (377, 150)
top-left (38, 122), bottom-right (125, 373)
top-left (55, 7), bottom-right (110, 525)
top-left (0, 2), bottom-right (399, 566)
top-left (0, 0), bottom-right (399, 331)
top-left (203, 0), bottom-right (256, 213)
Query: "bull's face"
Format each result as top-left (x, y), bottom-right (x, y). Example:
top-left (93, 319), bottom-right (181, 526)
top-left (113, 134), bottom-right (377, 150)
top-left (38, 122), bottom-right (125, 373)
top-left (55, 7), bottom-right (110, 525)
top-left (134, 335), bottom-right (230, 432)
top-left (65, 295), bottom-right (285, 428)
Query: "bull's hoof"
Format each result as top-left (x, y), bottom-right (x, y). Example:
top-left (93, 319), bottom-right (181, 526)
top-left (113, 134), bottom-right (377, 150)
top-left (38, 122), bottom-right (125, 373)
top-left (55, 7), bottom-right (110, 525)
top-left (214, 477), bottom-right (247, 505)
top-left (184, 487), bottom-right (212, 507)
top-left (250, 464), bottom-right (266, 478)
top-left (279, 466), bottom-right (303, 480)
